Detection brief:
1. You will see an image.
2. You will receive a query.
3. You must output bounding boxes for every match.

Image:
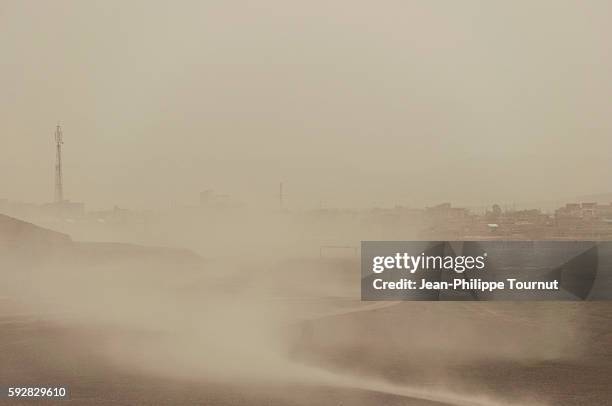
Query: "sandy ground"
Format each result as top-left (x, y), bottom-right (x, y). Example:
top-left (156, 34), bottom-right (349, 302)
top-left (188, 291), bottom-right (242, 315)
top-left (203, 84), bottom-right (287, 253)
top-left (1, 300), bottom-right (611, 406)
top-left (1, 216), bottom-right (611, 406)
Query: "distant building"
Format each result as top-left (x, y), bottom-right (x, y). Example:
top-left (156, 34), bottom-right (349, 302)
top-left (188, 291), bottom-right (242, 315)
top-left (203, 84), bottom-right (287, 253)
top-left (41, 200), bottom-right (85, 219)
top-left (199, 190), bottom-right (239, 209)
top-left (555, 202), bottom-right (612, 219)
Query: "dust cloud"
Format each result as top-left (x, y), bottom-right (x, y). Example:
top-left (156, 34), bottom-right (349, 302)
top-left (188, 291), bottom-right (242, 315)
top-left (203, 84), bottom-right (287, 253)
top-left (1, 213), bottom-right (590, 406)
top-left (2, 1), bottom-right (611, 404)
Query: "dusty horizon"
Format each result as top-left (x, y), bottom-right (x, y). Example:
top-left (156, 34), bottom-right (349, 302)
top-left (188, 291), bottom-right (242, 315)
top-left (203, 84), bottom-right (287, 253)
top-left (3, 2), bottom-right (612, 406)
top-left (2, 1), bottom-right (611, 210)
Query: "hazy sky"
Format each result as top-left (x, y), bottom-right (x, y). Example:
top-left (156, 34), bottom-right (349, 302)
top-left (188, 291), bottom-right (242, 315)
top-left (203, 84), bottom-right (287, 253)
top-left (1, 1), bottom-right (611, 209)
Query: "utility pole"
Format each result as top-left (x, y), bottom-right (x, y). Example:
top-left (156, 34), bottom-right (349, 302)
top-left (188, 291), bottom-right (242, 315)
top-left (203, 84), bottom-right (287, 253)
top-left (54, 124), bottom-right (64, 203)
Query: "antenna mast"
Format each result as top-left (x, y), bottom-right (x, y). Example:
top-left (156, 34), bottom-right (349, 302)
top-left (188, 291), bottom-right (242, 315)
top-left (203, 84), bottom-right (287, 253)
top-left (54, 124), bottom-right (64, 203)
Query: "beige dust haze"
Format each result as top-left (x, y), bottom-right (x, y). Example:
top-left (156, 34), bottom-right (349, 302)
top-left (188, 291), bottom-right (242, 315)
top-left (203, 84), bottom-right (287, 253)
top-left (1, 1), bottom-right (611, 209)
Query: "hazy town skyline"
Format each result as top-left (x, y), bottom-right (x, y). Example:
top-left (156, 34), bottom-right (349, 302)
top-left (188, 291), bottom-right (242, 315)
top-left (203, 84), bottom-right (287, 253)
top-left (2, 1), bottom-right (611, 210)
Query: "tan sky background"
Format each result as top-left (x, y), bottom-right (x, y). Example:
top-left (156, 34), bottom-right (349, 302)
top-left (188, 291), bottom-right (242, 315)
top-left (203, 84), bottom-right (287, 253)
top-left (1, 0), bottom-right (611, 210)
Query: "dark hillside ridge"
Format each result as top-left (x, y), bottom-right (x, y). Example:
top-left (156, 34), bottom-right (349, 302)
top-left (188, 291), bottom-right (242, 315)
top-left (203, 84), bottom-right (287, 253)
top-left (0, 213), bottom-right (201, 266)
top-left (0, 213), bottom-right (72, 246)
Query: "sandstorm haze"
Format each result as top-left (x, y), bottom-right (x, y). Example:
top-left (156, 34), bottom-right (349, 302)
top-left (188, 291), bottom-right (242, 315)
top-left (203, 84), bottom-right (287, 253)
top-left (1, 0), bottom-right (611, 209)
top-left (2, 2), bottom-right (612, 405)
